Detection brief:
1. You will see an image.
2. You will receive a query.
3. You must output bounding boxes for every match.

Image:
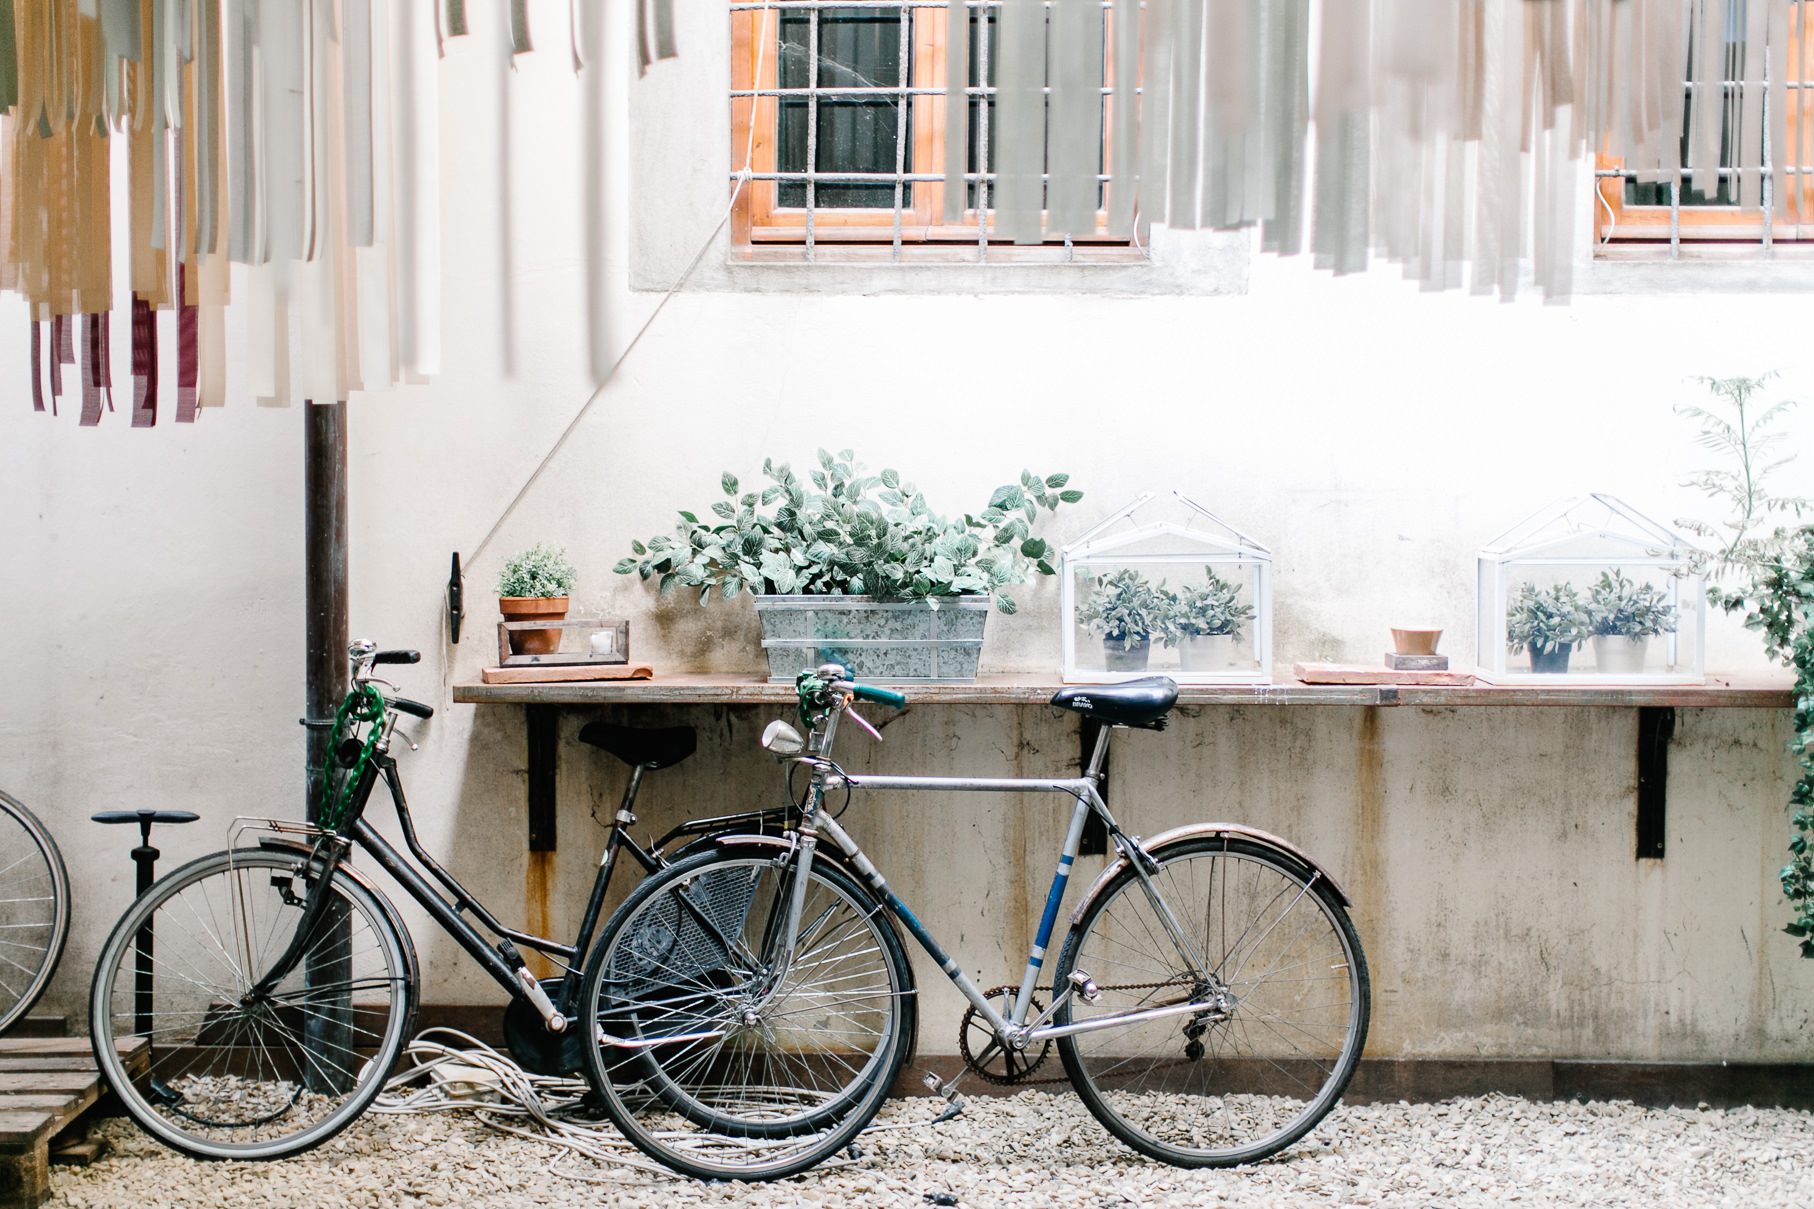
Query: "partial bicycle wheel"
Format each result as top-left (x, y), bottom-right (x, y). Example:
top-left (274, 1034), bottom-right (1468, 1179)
top-left (1054, 836), bottom-right (1369, 1167)
top-left (581, 848), bottom-right (912, 1181)
top-left (89, 846), bottom-right (417, 1160)
top-left (0, 791), bottom-right (70, 1036)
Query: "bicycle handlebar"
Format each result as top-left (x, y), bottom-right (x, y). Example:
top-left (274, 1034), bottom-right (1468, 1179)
top-left (390, 696), bottom-right (436, 720)
top-left (846, 682), bottom-right (907, 710)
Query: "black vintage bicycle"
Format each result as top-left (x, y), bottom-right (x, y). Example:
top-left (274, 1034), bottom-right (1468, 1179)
top-left (86, 640), bottom-right (826, 1160)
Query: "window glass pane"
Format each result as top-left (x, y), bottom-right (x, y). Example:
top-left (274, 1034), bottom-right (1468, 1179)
top-left (778, 6), bottom-right (911, 209)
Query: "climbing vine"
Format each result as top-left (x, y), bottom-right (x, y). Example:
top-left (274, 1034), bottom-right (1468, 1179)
top-left (1717, 531), bottom-right (1814, 956)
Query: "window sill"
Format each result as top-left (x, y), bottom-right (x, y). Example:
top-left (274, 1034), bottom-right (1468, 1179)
top-left (1576, 245), bottom-right (1814, 293)
top-left (636, 224), bottom-right (1250, 296)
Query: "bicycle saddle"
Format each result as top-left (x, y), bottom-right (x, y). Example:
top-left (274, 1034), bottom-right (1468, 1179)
top-left (92, 810), bottom-right (201, 826)
top-left (1049, 678), bottom-right (1179, 729)
top-left (577, 722), bottom-right (697, 770)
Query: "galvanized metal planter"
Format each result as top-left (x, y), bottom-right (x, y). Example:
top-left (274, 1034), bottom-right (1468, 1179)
top-left (754, 595), bottom-right (989, 683)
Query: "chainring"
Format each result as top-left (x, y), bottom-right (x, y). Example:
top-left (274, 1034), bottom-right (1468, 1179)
top-left (958, 984), bottom-right (1055, 1085)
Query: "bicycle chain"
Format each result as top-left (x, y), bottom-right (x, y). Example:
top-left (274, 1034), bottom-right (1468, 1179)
top-left (955, 979), bottom-right (1210, 1086)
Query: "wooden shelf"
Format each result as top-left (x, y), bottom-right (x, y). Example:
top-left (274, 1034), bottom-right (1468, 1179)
top-left (453, 672), bottom-right (1795, 709)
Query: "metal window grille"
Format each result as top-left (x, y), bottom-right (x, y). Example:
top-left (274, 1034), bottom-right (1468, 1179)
top-left (729, 1), bottom-right (1144, 263)
top-left (1594, 0), bottom-right (1814, 256)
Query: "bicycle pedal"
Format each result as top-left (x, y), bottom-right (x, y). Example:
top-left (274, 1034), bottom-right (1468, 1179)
top-left (1067, 970), bottom-right (1100, 1003)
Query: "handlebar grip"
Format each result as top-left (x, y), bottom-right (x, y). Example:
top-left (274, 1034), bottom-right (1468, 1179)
top-left (850, 683), bottom-right (908, 710)
top-left (374, 649), bottom-right (421, 665)
top-left (391, 696), bottom-right (436, 719)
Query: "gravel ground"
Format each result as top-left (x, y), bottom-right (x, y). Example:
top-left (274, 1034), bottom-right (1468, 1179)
top-left (49, 1092), bottom-right (1813, 1208)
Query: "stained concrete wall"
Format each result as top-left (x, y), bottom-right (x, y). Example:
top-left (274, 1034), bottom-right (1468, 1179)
top-left (1, 0), bottom-right (1811, 1064)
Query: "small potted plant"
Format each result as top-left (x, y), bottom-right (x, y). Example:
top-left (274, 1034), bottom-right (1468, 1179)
top-left (1163, 569), bottom-right (1256, 672)
top-left (1505, 581), bottom-right (1590, 673)
top-left (497, 544), bottom-right (577, 655)
top-left (1585, 569), bottom-right (1678, 675)
top-left (1076, 569), bottom-right (1168, 673)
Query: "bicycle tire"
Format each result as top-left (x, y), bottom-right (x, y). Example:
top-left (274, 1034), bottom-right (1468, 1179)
top-left (0, 791), bottom-right (70, 1037)
top-left (90, 846), bottom-right (418, 1160)
top-left (580, 847), bottom-right (912, 1181)
top-left (1054, 836), bottom-right (1370, 1167)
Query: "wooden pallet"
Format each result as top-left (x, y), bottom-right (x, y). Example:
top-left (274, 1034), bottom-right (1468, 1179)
top-left (0, 1036), bottom-right (147, 1209)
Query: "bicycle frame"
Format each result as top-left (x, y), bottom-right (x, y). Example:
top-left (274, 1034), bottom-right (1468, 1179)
top-left (299, 739), bottom-right (793, 1027)
top-left (779, 704), bottom-right (1221, 1054)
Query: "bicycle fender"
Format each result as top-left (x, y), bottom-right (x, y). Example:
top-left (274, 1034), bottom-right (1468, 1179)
top-left (1066, 823), bottom-right (1353, 931)
top-left (256, 837), bottom-right (423, 993)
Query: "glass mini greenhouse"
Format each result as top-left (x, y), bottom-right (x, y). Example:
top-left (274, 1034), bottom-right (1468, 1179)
top-left (1061, 492), bottom-right (1273, 684)
top-left (1475, 494), bottom-right (1706, 686)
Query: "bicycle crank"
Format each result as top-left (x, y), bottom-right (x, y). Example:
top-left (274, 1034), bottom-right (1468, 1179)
top-left (958, 985), bottom-right (1056, 1085)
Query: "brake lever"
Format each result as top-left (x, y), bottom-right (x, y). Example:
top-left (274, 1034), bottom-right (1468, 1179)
top-left (845, 704), bottom-right (882, 743)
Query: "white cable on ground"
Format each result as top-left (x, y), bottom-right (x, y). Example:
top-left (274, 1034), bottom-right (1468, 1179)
top-left (372, 1026), bottom-right (910, 1184)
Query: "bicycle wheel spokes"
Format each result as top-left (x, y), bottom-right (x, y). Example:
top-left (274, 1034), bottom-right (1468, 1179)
top-left (91, 849), bottom-right (413, 1159)
top-left (584, 851), bottom-right (910, 1181)
top-left (1057, 839), bottom-right (1369, 1167)
top-left (0, 794), bottom-right (69, 1036)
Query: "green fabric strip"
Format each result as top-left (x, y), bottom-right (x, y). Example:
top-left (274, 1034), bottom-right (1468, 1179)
top-left (510, 0), bottom-right (531, 54)
top-left (0, 0), bottom-right (16, 113)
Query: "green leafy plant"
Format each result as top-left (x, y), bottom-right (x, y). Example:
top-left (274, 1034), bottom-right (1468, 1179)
top-left (1678, 374), bottom-right (1814, 957)
top-left (1585, 569), bottom-right (1678, 639)
top-left (1076, 570), bottom-right (1169, 645)
top-left (615, 450), bottom-right (1082, 613)
top-left (496, 544), bottom-right (576, 598)
top-left (1504, 582), bottom-right (1590, 656)
top-left (1163, 569), bottom-right (1255, 644)
top-left (1676, 374), bottom-right (1808, 580)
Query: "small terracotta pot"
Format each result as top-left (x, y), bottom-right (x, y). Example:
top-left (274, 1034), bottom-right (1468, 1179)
top-left (1390, 628), bottom-right (1443, 656)
top-left (500, 596), bottom-right (569, 655)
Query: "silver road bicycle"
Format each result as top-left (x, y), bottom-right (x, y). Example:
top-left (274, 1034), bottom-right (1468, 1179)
top-left (580, 664), bottom-right (1371, 1181)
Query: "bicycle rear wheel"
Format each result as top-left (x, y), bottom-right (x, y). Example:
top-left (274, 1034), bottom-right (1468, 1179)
top-left (89, 846), bottom-right (417, 1160)
top-left (1055, 836), bottom-right (1369, 1167)
top-left (580, 848), bottom-right (912, 1181)
top-left (0, 791), bottom-right (69, 1037)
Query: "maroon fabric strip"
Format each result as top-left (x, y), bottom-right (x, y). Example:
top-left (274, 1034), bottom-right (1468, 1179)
top-left (80, 313), bottom-right (102, 426)
top-left (177, 267), bottom-right (199, 423)
top-left (30, 320), bottom-right (44, 412)
top-left (131, 296), bottom-right (157, 427)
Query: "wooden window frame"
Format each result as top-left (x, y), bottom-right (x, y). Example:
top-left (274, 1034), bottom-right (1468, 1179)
top-left (730, 3), bottom-right (1138, 252)
top-left (1594, 6), bottom-right (1814, 251)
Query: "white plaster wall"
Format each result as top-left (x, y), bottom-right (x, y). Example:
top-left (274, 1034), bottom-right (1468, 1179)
top-left (1, 1), bottom-right (1810, 1062)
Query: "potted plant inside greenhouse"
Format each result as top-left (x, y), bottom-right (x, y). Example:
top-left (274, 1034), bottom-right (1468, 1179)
top-left (616, 450), bottom-right (1082, 682)
top-left (1061, 491), bottom-right (1273, 684)
top-left (1165, 569), bottom-right (1258, 673)
top-left (1586, 569), bottom-right (1678, 674)
top-left (1076, 570), bottom-right (1169, 673)
top-left (497, 544), bottom-right (577, 655)
top-left (1475, 494), bottom-right (1705, 685)
top-left (1504, 581), bottom-right (1590, 673)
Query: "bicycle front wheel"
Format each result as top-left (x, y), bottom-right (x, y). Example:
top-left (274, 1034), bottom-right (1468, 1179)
top-left (1054, 836), bottom-right (1369, 1167)
top-left (580, 848), bottom-right (912, 1181)
top-left (0, 791), bottom-right (70, 1036)
top-left (89, 847), bottom-right (417, 1160)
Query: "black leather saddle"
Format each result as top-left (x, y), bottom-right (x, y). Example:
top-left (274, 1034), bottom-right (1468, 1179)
top-left (1049, 677), bottom-right (1179, 729)
top-left (577, 722), bottom-right (697, 770)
